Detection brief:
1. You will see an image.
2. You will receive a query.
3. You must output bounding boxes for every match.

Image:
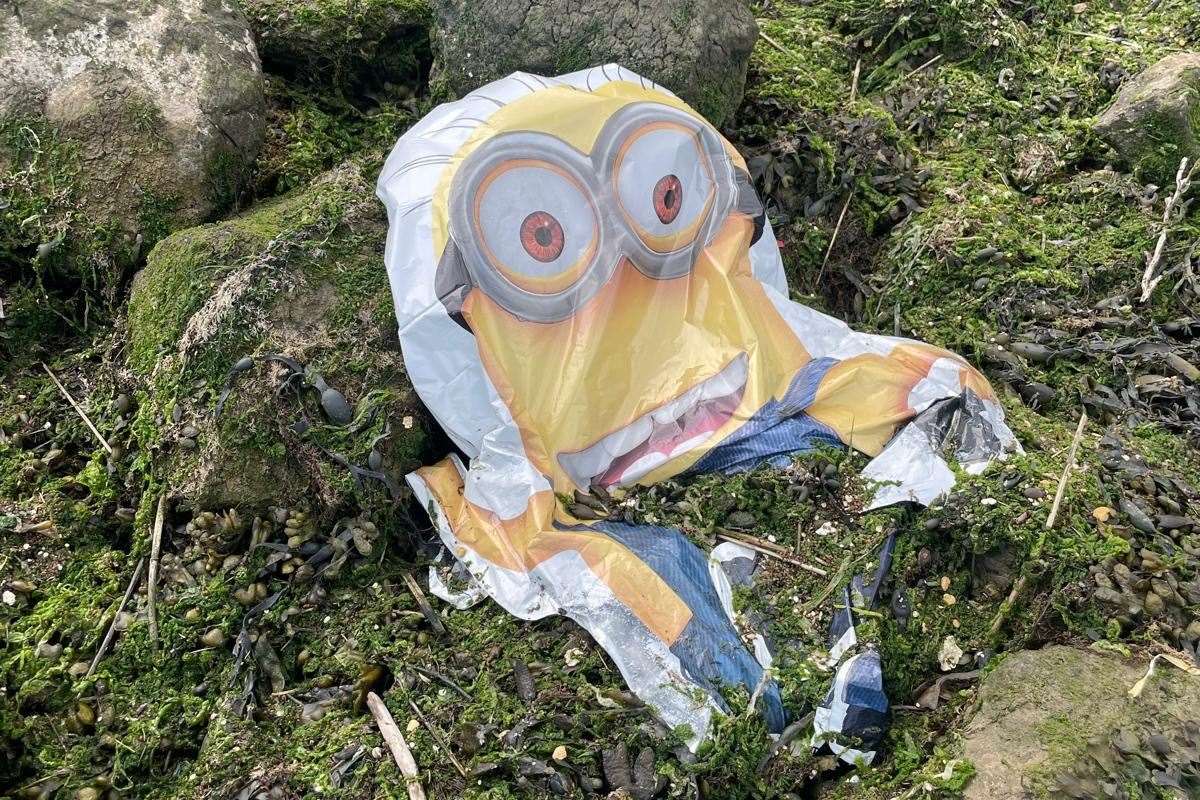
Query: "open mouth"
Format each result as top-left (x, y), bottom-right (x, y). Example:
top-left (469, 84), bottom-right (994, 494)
top-left (558, 353), bottom-right (748, 489)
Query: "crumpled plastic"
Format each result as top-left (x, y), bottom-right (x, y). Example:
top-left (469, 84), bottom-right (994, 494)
top-left (376, 64), bottom-right (1019, 748)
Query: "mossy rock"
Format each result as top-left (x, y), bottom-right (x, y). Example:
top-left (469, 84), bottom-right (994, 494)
top-left (238, 0), bottom-right (433, 94)
top-left (0, 0), bottom-right (266, 300)
top-left (126, 163), bottom-right (433, 512)
top-left (1095, 52), bottom-right (1200, 185)
top-left (428, 0), bottom-right (758, 127)
top-left (962, 646), bottom-right (1200, 799)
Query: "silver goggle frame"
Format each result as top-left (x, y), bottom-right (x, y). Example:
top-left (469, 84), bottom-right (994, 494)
top-left (442, 102), bottom-right (744, 324)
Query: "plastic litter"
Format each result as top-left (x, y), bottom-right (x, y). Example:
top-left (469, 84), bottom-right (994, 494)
top-left (377, 65), bottom-right (1018, 747)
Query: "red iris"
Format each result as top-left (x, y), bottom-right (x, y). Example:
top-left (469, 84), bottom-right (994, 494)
top-left (519, 211), bottom-right (565, 262)
top-left (653, 174), bottom-right (683, 224)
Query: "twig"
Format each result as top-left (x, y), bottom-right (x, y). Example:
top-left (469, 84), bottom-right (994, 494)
top-left (988, 410), bottom-right (1087, 639)
top-left (147, 493), bottom-right (167, 645)
top-left (817, 191), bottom-right (854, 284)
top-left (715, 530), bottom-right (828, 577)
top-left (1141, 157), bottom-right (1196, 302)
top-left (41, 362), bottom-right (113, 454)
top-left (401, 571), bottom-right (447, 636)
top-left (849, 58), bottom-right (862, 103)
top-left (899, 53), bottom-right (943, 83)
top-left (408, 699), bottom-right (468, 778)
top-left (758, 31), bottom-right (796, 58)
top-left (756, 711), bottom-right (815, 774)
top-left (1044, 410), bottom-right (1087, 533)
top-left (746, 667), bottom-right (773, 717)
top-left (411, 664), bottom-right (471, 701)
top-left (366, 692), bottom-right (427, 800)
top-left (87, 557), bottom-right (145, 676)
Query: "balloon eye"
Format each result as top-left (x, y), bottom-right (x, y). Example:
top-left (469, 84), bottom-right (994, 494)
top-left (519, 211), bottom-right (565, 262)
top-left (653, 174), bottom-right (683, 224)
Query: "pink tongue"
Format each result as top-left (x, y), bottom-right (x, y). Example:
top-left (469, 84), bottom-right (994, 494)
top-left (597, 390), bottom-right (741, 487)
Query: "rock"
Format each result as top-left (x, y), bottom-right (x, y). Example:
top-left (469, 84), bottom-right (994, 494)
top-left (127, 164), bottom-right (431, 511)
top-left (239, 0), bottom-right (431, 91)
top-left (0, 0), bottom-right (267, 282)
top-left (961, 646), bottom-right (1200, 800)
top-left (429, 0), bottom-right (757, 126)
top-left (1095, 53), bottom-right (1200, 184)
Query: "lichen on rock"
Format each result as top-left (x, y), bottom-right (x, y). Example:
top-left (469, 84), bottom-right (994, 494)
top-left (1095, 52), bottom-right (1200, 185)
top-left (127, 163), bottom-right (430, 512)
top-left (237, 0), bottom-right (433, 93)
top-left (428, 0), bottom-right (758, 127)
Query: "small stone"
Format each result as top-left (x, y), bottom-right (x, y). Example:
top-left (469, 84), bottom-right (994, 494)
top-left (178, 437), bottom-right (197, 450)
top-left (1185, 620), bottom-right (1200, 640)
top-left (1092, 506), bottom-right (1114, 522)
top-left (406, 718), bottom-right (419, 733)
top-left (943, 593), bottom-right (957, 606)
top-left (940, 575), bottom-right (951, 591)
top-left (68, 661), bottom-right (90, 679)
top-left (1023, 487), bottom-right (1047, 500)
top-left (113, 394), bottom-right (132, 415)
top-left (1072, 2), bottom-right (1087, 12)
top-left (200, 627), bottom-right (226, 648)
top-left (552, 744), bottom-right (568, 761)
top-left (1144, 591), bottom-right (1165, 616)
top-left (75, 788), bottom-right (101, 800)
top-left (180, 425), bottom-right (199, 438)
top-left (36, 641), bottom-right (63, 660)
top-left (1, 590), bottom-right (15, 606)
top-left (184, 607), bottom-right (201, 621)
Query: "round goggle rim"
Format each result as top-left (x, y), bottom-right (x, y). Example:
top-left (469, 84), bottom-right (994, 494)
top-left (446, 103), bottom-right (738, 324)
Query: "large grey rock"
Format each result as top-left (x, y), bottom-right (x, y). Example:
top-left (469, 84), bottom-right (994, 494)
top-left (238, 0), bottom-right (431, 91)
top-left (429, 0), bottom-right (758, 127)
top-left (1095, 52), bottom-right (1200, 185)
top-left (126, 164), bottom-right (431, 512)
top-left (0, 0), bottom-right (267, 238)
top-left (961, 646), bottom-right (1200, 799)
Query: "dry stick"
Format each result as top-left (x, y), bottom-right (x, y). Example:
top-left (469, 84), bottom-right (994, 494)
top-left (87, 557), bottom-right (145, 677)
top-left (715, 530), bottom-right (828, 577)
top-left (988, 410), bottom-right (1088, 639)
top-left (147, 493), bottom-right (167, 645)
top-left (401, 571), bottom-right (447, 636)
top-left (408, 699), bottom-right (468, 778)
top-left (817, 191), bottom-right (854, 285)
top-left (758, 31), bottom-right (795, 58)
top-left (849, 58), bottom-right (862, 103)
top-left (900, 53), bottom-right (943, 84)
top-left (367, 692), bottom-right (427, 800)
top-left (41, 362), bottom-right (113, 455)
top-left (1141, 157), bottom-right (1196, 302)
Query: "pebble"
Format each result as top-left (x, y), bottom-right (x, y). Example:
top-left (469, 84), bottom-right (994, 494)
top-left (1023, 487), bottom-right (1047, 500)
top-left (943, 593), bottom-right (957, 606)
top-left (200, 627), bottom-right (226, 648)
top-left (178, 437), bottom-right (197, 450)
top-left (181, 425), bottom-right (199, 439)
top-left (68, 661), bottom-right (90, 679)
top-left (113, 393), bottom-right (131, 415)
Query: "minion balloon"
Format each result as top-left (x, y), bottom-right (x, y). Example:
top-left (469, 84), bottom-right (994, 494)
top-left (378, 66), bottom-right (1018, 746)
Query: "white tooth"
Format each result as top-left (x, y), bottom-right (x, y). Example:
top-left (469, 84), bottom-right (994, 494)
top-left (601, 415), bottom-right (652, 459)
top-left (701, 355), bottom-right (748, 401)
top-left (617, 450), bottom-right (671, 485)
top-left (669, 432), bottom-right (711, 459)
top-left (559, 445), bottom-right (612, 486)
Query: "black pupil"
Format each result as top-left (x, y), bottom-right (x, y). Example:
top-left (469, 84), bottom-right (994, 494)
top-left (534, 225), bottom-right (553, 247)
top-left (664, 187), bottom-right (677, 208)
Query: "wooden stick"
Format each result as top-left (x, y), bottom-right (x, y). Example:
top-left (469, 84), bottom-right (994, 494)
top-left (758, 31), bottom-right (795, 58)
top-left (849, 58), bottom-right (862, 103)
top-left (366, 692), bottom-right (427, 800)
top-left (87, 557), bottom-right (145, 676)
top-left (715, 530), bottom-right (828, 577)
top-left (401, 571), bottom-right (447, 636)
top-left (408, 698), bottom-right (468, 778)
top-left (900, 53), bottom-right (943, 83)
top-left (41, 362), bottom-right (112, 454)
top-left (1044, 410), bottom-right (1088, 534)
top-left (147, 493), bottom-right (167, 645)
top-left (988, 410), bottom-right (1087, 639)
top-left (817, 191), bottom-right (854, 284)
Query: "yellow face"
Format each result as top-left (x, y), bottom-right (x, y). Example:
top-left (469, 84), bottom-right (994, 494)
top-left (433, 81), bottom-right (812, 492)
